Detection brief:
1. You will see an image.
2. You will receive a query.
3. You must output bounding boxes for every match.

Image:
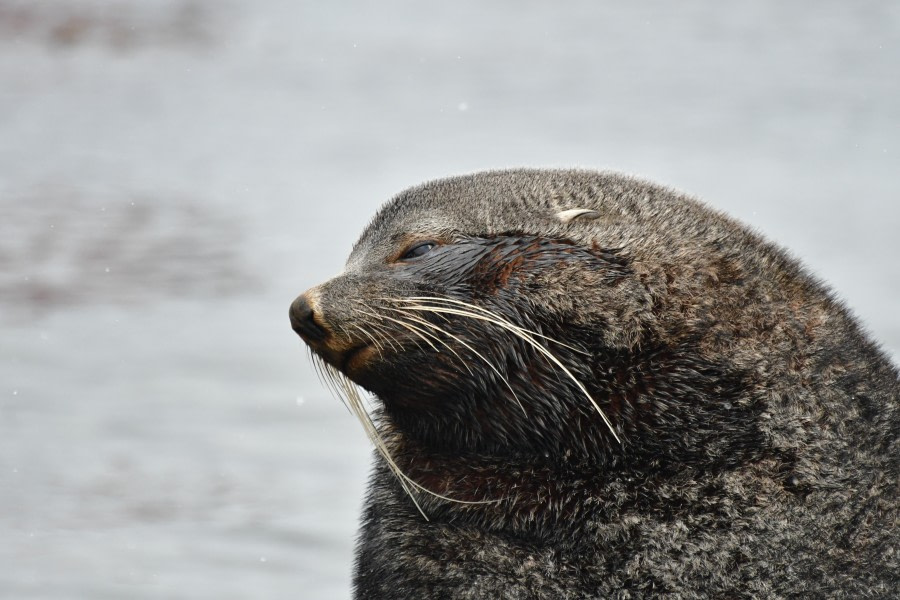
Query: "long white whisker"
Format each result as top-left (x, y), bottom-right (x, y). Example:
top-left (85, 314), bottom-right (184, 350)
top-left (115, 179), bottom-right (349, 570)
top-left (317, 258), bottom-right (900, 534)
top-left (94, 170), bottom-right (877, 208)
top-left (393, 311), bottom-right (474, 377)
top-left (352, 301), bottom-right (402, 353)
top-left (310, 345), bottom-right (500, 517)
top-left (349, 322), bottom-right (383, 352)
top-left (390, 298), bottom-right (621, 444)
top-left (388, 307), bottom-right (526, 416)
top-left (364, 320), bottom-right (403, 353)
top-left (356, 308), bottom-right (439, 354)
top-left (395, 295), bottom-right (590, 356)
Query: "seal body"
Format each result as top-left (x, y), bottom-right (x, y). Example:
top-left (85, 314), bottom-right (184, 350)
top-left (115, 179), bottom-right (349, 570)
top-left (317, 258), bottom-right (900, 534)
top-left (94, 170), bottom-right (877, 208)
top-left (290, 170), bottom-right (899, 599)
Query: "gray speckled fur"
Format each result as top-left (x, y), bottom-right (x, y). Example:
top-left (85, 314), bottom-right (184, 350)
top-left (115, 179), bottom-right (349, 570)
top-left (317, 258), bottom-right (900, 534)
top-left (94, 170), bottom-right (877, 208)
top-left (304, 170), bottom-right (899, 598)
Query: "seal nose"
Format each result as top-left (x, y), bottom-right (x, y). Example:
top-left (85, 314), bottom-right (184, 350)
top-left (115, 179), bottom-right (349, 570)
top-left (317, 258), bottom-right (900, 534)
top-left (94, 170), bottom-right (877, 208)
top-left (290, 293), bottom-right (327, 342)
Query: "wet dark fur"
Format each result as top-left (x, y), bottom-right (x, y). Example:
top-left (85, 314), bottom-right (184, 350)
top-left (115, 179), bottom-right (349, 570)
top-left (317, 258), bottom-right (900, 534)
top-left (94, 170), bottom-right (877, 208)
top-left (292, 170), bottom-right (899, 599)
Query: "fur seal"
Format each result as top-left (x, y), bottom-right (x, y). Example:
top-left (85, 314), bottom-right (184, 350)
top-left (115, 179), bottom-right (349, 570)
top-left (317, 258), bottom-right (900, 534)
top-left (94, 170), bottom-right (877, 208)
top-left (290, 169), bottom-right (898, 598)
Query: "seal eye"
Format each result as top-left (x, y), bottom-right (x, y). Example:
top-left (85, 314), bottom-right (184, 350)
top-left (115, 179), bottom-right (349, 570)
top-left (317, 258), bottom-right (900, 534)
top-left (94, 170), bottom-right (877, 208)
top-left (400, 242), bottom-right (436, 261)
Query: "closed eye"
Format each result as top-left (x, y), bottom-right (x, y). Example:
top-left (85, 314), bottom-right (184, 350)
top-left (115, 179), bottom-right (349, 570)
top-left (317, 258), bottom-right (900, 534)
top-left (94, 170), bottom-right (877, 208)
top-left (400, 241), bottom-right (437, 261)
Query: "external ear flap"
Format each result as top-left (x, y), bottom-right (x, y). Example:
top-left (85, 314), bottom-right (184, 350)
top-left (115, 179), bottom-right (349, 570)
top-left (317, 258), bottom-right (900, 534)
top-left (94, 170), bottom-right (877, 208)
top-left (555, 208), bottom-right (601, 223)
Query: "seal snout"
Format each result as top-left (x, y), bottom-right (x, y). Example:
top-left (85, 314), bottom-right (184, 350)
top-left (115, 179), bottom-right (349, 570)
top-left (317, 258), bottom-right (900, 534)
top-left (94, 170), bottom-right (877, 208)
top-left (290, 293), bottom-right (328, 342)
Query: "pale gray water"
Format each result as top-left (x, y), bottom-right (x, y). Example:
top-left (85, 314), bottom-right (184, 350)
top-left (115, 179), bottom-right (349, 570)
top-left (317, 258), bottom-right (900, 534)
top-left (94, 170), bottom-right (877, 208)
top-left (1, 1), bottom-right (898, 598)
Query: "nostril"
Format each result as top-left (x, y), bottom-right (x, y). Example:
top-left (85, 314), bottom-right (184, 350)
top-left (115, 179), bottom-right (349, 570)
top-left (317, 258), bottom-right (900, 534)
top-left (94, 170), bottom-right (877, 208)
top-left (289, 294), bottom-right (328, 342)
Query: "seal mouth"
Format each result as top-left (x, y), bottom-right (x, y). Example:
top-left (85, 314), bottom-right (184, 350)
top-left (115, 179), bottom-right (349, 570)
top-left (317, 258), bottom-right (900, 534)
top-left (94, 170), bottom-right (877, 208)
top-left (340, 343), bottom-right (373, 374)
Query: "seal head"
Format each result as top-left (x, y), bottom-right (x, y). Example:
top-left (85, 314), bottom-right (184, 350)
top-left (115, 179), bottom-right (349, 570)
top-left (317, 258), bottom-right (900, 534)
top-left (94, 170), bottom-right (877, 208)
top-left (291, 169), bottom-right (899, 598)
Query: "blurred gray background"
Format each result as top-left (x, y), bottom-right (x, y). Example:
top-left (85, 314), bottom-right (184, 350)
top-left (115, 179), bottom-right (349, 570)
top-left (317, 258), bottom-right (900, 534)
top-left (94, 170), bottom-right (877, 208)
top-left (1, 1), bottom-right (897, 598)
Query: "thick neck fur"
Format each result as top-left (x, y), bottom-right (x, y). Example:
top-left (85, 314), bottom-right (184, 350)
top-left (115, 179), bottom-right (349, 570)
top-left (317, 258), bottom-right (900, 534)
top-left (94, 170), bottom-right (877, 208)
top-left (377, 419), bottom-right (786, 546)
top-left (375, 337), bottom-right (776, 539)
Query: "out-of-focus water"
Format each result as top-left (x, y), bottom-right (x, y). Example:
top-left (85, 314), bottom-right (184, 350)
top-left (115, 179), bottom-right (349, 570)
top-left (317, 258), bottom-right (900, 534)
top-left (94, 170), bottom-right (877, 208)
top-left (1, 1), bottom-right (897, 598)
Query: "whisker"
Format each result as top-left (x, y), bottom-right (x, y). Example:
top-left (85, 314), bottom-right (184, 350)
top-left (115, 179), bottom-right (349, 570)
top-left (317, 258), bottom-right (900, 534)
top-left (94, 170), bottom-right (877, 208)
top-left (350, 322), bottom-right (386, 354)
top-left (393, 311), bottom-right (475, 377)
top-left (393, 295), bottom-right (590, 356)
top-left (388, 297), bottom-right (621, 444)
top-left (356, 307), bottom-right (439, 354)
top-left (387, 307), bottom-right (526, 415)
top-left (351, 302), bottom-right (403, 353)
top-left (313, 355), bottom-right (352, 415)
top-left (304, 306), bottom-right (501, 514)
top-left (363, 319), bottom-right (403, 353)
top-left (318, 363), bottom-right (498, 517)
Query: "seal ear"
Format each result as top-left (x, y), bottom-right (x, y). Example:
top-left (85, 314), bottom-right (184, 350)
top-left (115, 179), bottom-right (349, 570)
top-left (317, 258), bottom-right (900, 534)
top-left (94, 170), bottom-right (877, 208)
top-left (555, 208), bottom-right (601, 223)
